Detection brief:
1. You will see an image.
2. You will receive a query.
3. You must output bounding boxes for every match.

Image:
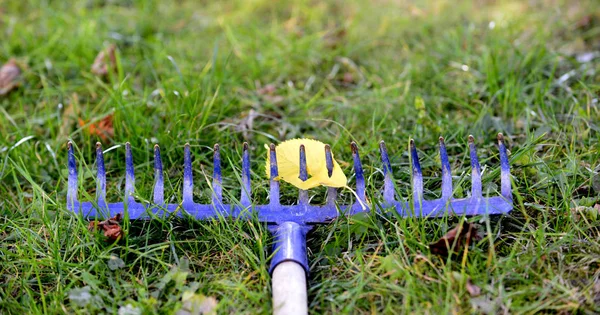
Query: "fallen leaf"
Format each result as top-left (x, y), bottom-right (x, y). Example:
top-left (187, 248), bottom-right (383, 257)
top-left (265, 139), bottom-right (347, 190)
top-left (470, 296), bottom-right (496, 314)
top-left (0, 59), bottom-right (21, 96)
top-left (79, 114), bottom-right (114, 141)
top-left (235, 109), bottom-right (257, 140)
top-left (118, 304), bottom-right (141, 315)
top-left (107, 255), bottom-right (125, 270)
top-left (466, 278), bottom-right (482, 297)
top-left (91, 44), bottom-right (117, 77)
top-left (257, 83), bottom-right (284, 104)
top-left (571, 205), bottom-right (599, 221)
top-left (429, 222), bottom-right (482, 256)
top-left (88, 213), bottom-right (124, 242)
top-left (177, 292), bottom-right (218, 315)
top-left (69, 286), bottom-right (93, 307)
top-left (257, 83), bottom-right (277, 95)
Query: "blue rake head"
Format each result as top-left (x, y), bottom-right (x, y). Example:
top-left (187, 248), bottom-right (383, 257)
top-left (67, 134), bottom-right (512, 276)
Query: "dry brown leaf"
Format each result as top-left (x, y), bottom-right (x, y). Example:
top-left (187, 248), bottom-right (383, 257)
top-left (257, 83), bottom-right (276, 95)
top-left (79, 114), bottom-right (114, 141)
top-left (0, 59), bottom-right (22, 96)
top-left (257, 83), bottom-right (284, 104)
top-left (91, 44), bottom-right (117, 77)
top-left (429, 222), bottom-right (482, 256)
top-left (466, 278), bottom-right (482, 297)
top-left (88, 213), bottom-right (123, 242)
top-left (235, 109), bottom-right (257, 140)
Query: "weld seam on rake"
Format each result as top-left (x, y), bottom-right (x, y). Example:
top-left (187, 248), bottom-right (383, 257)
top-left (66, 134), bottom-right (512, 315)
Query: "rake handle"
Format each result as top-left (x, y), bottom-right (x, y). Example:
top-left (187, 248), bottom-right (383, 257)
top-left (270, 221), bottom-right (310, 315)
top-left (272, 261), bottom-right (308, 315)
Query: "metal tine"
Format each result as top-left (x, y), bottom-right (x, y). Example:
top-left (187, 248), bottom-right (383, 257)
top-left (125, 142), bottom-right (135, 204)
top-left (67, 141), bottom-right (78, 208)
top-left (379, 141), bottom-right (394, 204)
top-left (96, 142), bottom-right (107, 209)
top-left (269, 144), bottom-right (280, 206)
top-left (240, 142), bottom-right (252, 207)
top-left (410, 139), bottom-right (423, 204)
top-left (497, 133), bottom-right (511, 200)
top-left (212, 144), bottom-right (223, 206)
top-left (325, 144), bottom-right (337, 207)
top-left (183, 143), bottom-right (194, 205)
top-left (468, 135), bottom-right (482, 198)
top-left (351, 142), bottom-right (366, 204)
top-left (153, 144), bottom-right (164, 206)
top-left (439, 137), bottom-right (452, 201)
top-left (298, 144), bottom-right (309, 205)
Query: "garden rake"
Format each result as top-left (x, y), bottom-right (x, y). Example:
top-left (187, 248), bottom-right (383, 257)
top-left (66, 134), bottom-right (512, 315)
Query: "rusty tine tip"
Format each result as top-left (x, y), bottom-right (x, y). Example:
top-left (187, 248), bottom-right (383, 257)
top-left (96, 142), bottom-right (102, 149)
top-left (269, 143), bottom-right (276, 151)
top-left (497, 133), bottom-right (504, 142)
top-left (243, 142), bottom-right (249, 150)
top-left (214, 143), bottom-right (220, 151)
top-left (126, 141), bottom-right (131, 147)
top-left (409, 139), bottom-right (415, 147)
top-left (154, 144), bottom-right (160, 150)
top-left (185, 142), bottom-right (190, 147)
top-left (350, 142), bottom-right (358, 153)
top-left (325, 144), bottom-right (331, 150)
top-left (300, 144), bottom-right (305, 150)
top-left (439, 136), bottom-right (445, 142)
top-left (67, 141), bottom-right (72, 148)
top-left (379, 140), bottom-right (386, 146)
top-left (468, 135), bottom-right (475, 143)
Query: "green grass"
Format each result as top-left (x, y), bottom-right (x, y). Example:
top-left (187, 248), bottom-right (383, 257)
top-left (1, 0), bottom-right (600, 313)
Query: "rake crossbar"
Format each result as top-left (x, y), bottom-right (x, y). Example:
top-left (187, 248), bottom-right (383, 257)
top-left (67, 134), bottom-right (512, 224)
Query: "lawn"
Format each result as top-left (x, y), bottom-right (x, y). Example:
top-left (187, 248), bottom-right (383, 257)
top-left (1, 0), bottom-right (599, 313)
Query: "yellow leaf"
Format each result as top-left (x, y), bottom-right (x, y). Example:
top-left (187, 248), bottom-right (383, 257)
top-left (265, 139), bottom-right (347, 190)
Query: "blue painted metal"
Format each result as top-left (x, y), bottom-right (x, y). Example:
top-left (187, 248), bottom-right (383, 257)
top-left (67, 134), bottom-right (513, 275)
top-left (269, 221), bottom-right (310, 274)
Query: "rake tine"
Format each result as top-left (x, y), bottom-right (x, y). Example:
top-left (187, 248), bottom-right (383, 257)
top-left (183, 143), bottom-right (194, 205)
top-left (269, 144), bottom-right (280, 206)
top-left (153, 145), bottom-right (164, 206)
top-left (67, 141), bottom-right (78, 209)
top-left (212, 144), bottom-right (223, 206)
top-left (498, 133), bottom-right (511, 200)
top-left (240, 142), bottom-right (251, 207)
top-left (325, 144), bottom-right (333, 178)
top-left (468, 135), bottom-right (482, 198)
top-left (410, 139), bottom-right (423, 204)
top-left (439, 137), bottom-right (452, 201)
top-left (96, 142), bottom-right (107, 209)
top-left (379, 140), bottom-right (394, 204)
top-left (325, 144), bottom-right (337, 207)
top-left (125, 142), bottom-right (135, 204)
top-left (351, 142), bottom-right (366, 205)
top-left (298, 144), bottom-right (309, 205)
